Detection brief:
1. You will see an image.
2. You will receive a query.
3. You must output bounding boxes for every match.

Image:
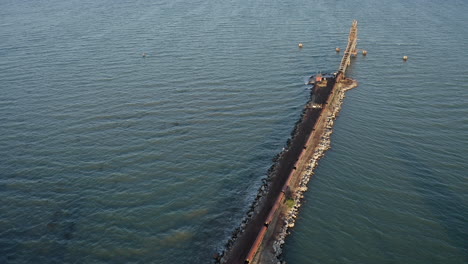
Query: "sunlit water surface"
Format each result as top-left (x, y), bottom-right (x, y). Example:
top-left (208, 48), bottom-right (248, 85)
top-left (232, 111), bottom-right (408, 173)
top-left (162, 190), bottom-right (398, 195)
top-left (0, 0), bottom-right (466, 263)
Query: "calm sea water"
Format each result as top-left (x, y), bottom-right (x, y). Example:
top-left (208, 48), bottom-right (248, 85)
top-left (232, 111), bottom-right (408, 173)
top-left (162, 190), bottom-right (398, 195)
top-left (0, 0), bottom-right (466, 263)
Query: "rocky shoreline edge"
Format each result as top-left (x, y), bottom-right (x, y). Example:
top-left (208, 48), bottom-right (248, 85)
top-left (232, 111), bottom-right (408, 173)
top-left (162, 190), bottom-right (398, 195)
top-left (215, 78), bottom-right (358, 264)
top-left (214, 102), bottom-right (310, 263)
top-left (271, 79), bottom-right (358, 263)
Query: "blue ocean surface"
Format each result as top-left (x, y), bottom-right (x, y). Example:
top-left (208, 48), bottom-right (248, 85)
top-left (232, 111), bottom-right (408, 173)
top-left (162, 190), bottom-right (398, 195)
top-left (0, 0), bottom-right (466, 263)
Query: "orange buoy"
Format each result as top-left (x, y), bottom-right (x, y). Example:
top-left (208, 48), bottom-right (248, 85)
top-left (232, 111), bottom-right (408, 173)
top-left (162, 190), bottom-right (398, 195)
top-left (298, 43), bottom-right (303, 48)
top-left (335, 47), bottom-right (341, 52)
top-left (403, 56), bottom-right (408, 61)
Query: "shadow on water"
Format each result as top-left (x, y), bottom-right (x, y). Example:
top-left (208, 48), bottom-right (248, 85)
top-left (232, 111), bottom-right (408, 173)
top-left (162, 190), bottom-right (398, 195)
top-left (1, 197), bottom-right (82, 263)
top-left (40, 198), bottom-right (82, 263)
top-left (369, 227), bottom-right (398, 264)
top-left (396, 143), bottom-right (468, 261)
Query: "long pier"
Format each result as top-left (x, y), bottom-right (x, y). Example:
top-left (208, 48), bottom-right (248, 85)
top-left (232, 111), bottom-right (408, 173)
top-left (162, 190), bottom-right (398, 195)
top-left (338, 20), bottom-right (358, 77)
top-left (219, 20), bottom-right (359, 264)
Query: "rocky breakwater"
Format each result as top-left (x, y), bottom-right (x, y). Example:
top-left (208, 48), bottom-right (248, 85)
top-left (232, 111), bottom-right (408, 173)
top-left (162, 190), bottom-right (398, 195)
top-left (215, 122), bottom-right (300, 263)
top-left (216, 78), bottom-right (330, 264)
top-left (215, 77), bottom-right (357, 264)
top-left (271, 78), bottom-right (358, 263)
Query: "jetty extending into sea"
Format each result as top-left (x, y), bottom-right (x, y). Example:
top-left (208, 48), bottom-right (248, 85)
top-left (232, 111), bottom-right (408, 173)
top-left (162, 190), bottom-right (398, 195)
top-left (217, 20), bottom-right (360, 264)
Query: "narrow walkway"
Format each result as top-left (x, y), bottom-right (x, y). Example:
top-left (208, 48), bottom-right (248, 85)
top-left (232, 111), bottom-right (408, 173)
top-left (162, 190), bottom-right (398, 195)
top-left (339, 20), bottom-right (358, 75)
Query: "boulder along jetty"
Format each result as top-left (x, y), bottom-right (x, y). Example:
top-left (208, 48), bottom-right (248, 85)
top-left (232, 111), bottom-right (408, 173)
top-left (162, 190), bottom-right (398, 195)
top-left (216, 20), bottom-right (360, 264)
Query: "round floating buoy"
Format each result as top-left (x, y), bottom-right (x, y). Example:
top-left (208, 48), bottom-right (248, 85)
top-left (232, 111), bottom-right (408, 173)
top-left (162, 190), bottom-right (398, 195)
top-left (142, 53), bottom-right (147, 58)
top-left (298, 43), bottom-right (303, 48)
top-left (335, 47), bottom-right (341, 52)
top-left (403, 56), bottom-right (408, 61)
top-left (362, 50), bottom-right (367, 56)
